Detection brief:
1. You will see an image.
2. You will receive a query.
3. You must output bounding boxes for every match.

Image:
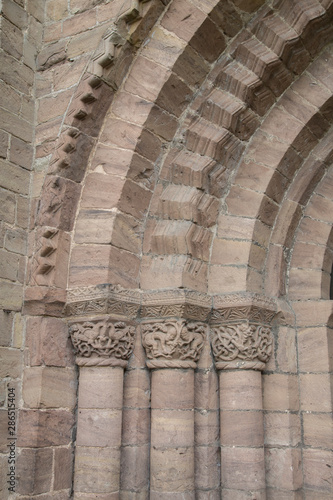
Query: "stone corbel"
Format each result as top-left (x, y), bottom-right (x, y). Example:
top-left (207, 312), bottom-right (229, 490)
top-left (210, 293), bottom-right (276, 371)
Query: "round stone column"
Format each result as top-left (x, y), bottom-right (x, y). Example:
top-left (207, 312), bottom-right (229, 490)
top-left (69, 317), bottom-right (135, 499)
top-left (142, 318), bottom-right (207, 500)
top-left (211, 295), bottom-right (276, 500)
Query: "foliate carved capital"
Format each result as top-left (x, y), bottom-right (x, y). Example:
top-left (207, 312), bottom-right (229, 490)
top-left (211, 320), bottom-right (272, 371)
top-left (69, 318), bottom-right (135, 367)
top-left (141, 320), bottom-right (207, 369)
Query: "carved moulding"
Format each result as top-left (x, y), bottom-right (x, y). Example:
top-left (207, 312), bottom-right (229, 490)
top-left (141, 319), bottom-right (207, 369)
top-left (141, 288), bottom-right (212, 321)
top-left (211, 293), bottom-right (276, 371)
top-left (66, 284), bottom-right (141, 318)
top-left (68, 317), bottom-right (136, 367)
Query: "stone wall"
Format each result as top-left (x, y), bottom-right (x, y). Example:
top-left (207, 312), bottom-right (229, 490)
top-left (0, 0), bottom-right (332, 498)
top-left (0, 1), bottom-right (43, 497)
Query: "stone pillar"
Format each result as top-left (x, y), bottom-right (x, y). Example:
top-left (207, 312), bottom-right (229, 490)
top-left (141, 314), bottom-right (208, 500)
top-left (69, 317), bottom-right (136, 499)
top-left (211, 294), bottom-right (276, 500)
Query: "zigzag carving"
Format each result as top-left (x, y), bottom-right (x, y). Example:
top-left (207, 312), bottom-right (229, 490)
top-left (49, 0), bottom-right (159, 173)
top-left (150, 0), bottom-right (333, 278)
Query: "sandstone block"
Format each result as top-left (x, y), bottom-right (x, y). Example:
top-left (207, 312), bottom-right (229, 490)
top-left (122, 408), bottom-right (150, 447)
top-left (221, 410), bottom-right (263, 446)
top-left (23, 286), bottom-right (66, 316)
top-left (124, 56), bottom-right (171, 102)
top-left (303, 413), bottom-right (333, 448)
top-left (4, 227), bottom-right (27, 255)
top-left (263, 374), bottom-right (299, 411)
top-left (151, 409), bottom-right (194, 447)
top-left (17, 448), bottom-right (53, 495)
top-left (194, 410), bottom-right (219, 446)
top-left (120, 445), bottom-right (149, 492)
top-left (0, 52), bottom-right (34, 95)
top-left (0, 189), bottom-right (16, 224)
top-left (69, 245), bottom-right (111, 287)
top-left (266, 448), bottom-right (302, 490)
top-left (0, 159), bottom-right (31, 195)
top-left (0, 347), bottom-right (22, 378)
top-left (54, 447), bottom-right (73, 490)
top-left (74, 446), bottom-right (121, 494)
top-left (0, 249), bottom-right (19, 281)
top-left (156, 73), bottom-right (192, 117)
top-left (1, 17), bottom-right (24, 60)
top-left (123, 369), bottom-right (150, 408)
top-left (22, 366), bottom-right (77, 409)
top-left (37, 176), bottom-right (82, 231)
top-left (220, 370), bottom-right (262, 410)
top-left (16, 195), bottom-right (30, 229)
top-left (173, 45), bottom-right (209, 88)
top-left (221, 447), bottom-right (265, 491)
top-left (78, 366), bottom-right (124, 409)
top-left (150, 447), bottom-right (194, 492)
top-left (77, 409), bottom-right (122, 447)
top-left (190, 17), bottom-right (226, 63)
top-left (151, 369), bottom-right (194, 409)
top-left (17, 409), bottom-right (74, 447)
top-left (303, 449), bottom-right (333, 492)
top-left (2, 0), bottom-right (28, 29)
top-left (195, 369), bottom-right (219, 410)
top-left (264, 412), bottom-right (301, 447)
top-left (300, 374), bottom-right (332, 412)
top-left (81, 172), bottom-right (125, 209)
top-left (26, 316), bottom-right (74, 367)
top-left (0, 130), bottom-right (9, 159)
top-left (0, 309), bottom-right (14, 346)
top-left (195, 445), bottom-right (220, 490)
top-left (118, 180), bottom-right (152, 219)
top-left (298, 326), bottom-right (331, 372)
top-left (161, 0), bottom-right (206, 42)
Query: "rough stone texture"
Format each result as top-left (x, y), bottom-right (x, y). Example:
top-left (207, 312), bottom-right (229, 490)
top-left (1, 0), bottom-right (333, 498)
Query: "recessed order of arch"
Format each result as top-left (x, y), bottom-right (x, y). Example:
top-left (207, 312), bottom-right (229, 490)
top-left (287, 165), bottom-right (333, 301)
top-left (209, 45), bottom-right (333, 296)
top-left (66, 0), bottom-right (333, 293)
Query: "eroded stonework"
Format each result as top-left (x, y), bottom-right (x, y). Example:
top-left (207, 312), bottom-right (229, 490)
top-left (69, 318), bottom-right (135, 366)
top-left (141, 319), bottom-right (207, 368)
top-left (211, 320), bottom-right (272, 370)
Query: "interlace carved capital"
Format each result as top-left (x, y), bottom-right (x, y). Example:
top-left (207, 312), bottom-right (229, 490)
top-left (211, 293), bottom-right (276, 371)
top-left (142, 319), bottom-right (207, 369)
top-left (69, 318), bottom-right (135, 367)
top-left (211, 320), bottom-right (273, 371)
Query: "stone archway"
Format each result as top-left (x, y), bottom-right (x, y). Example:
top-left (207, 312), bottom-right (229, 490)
top-left (19, 0), bottom-right (333, 498)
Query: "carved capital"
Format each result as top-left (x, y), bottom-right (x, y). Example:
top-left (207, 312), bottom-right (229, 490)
top-left (211, 320), bottom-right (272, 371)
top-left (69, 318), bottom-right (135, 367)
top-left (211, 293), bottom-right (276, 371)
top-left (141, 319), bottom-right (207, 369)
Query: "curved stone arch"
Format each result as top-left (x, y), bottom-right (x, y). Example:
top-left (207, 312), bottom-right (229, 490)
top-left (264, 126), bottom-right (333, 298)
top-left (28, 0), bottom-right (333, 300)
top-left (214, 45), bottom-right (333, 296)
top-left (133, 0), bottom-right (333, 295)
top-left (67, 0), bottom-right (268, 291)
top-left (287, 167), bottom-right (333, 300)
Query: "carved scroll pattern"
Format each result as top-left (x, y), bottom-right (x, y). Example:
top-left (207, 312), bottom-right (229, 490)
top-left (211, 320), bottom-right (272, 371)
top-left (142, 320), bottom-right (206, 368)
top-left (69, 320), bottom-right (135, 366)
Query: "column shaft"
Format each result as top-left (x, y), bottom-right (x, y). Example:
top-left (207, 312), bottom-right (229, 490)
top-left (73, 366), bottom-right (124, 499)
top-left (150, 369), bottom-right (195, 500)
top-left (220, 370), bottom-right (266, 500)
